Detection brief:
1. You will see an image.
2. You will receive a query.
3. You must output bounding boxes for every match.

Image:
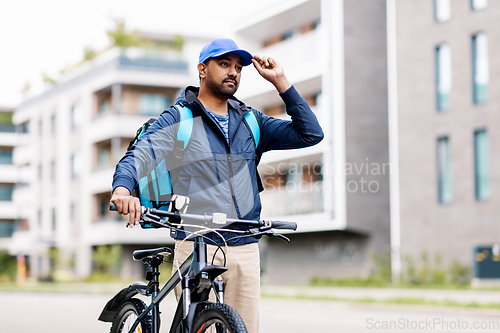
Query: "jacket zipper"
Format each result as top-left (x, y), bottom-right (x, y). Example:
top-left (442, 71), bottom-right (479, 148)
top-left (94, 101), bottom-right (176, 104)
top-left (227, 115), bottom-right (245, 217)
top-left (227, 115), bottom-right (246, 245)
top-left (200, 102), bottom-right (246, 245)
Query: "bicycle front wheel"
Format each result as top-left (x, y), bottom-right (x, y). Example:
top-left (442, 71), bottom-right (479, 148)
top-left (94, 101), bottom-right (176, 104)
top-left (192, 303), bottom-right (247, 333)
top-left (110, 298), bottom-right (151, 333)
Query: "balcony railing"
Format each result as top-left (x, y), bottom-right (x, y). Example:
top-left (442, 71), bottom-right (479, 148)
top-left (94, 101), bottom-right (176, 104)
top-left (0, 125), bottom-right (16, 133)
top-left (118, 51), bottom-right (188, 74)
top-left (260, 181), bottom-right (323, 218)
top-left (259, 28), bottom-right (321, 70)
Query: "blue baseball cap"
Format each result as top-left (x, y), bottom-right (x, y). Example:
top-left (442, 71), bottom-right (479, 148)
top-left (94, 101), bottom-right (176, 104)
top-left (199, 38), bottom-right (253, 66)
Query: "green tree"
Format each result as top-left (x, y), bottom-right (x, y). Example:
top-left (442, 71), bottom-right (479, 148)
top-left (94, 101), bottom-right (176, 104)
top-left (107, 18), bottom-right (139, 48)
top-left (83, 46), bottom-right (97, 61)
top-left (42, 72), bottom-right (56, 85)
top-left (0, 250), bottom-right (17, 282)
top-left (92, 245), bottom-right (123, 274)
top-left (21, 81), bottom-right (31, 96)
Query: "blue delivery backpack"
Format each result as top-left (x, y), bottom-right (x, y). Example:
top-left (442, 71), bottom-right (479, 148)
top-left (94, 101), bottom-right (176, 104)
top-left (127, 104), bottom-right (261, 227)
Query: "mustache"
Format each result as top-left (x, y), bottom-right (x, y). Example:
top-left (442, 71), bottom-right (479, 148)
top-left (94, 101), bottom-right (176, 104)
top-left (223, 78), bottom-right (237, 85)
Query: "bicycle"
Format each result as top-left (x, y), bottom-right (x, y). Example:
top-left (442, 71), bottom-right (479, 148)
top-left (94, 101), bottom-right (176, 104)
top-left (98, 195), bottom-right (297, 333)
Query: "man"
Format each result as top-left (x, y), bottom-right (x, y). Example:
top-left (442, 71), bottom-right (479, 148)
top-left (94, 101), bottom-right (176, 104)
top-left (111, 38), bottom-right (323, 333)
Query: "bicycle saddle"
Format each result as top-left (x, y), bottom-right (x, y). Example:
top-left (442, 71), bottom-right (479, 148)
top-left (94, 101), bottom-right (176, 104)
top-left (133, 247), bottom-right (172, 261)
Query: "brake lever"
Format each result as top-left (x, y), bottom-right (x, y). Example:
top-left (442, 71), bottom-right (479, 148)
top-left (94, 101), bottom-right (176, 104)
top-left (247, 228), bottom-right (291, 243)
top-left (272, 233), bottom-right (290, 243)
top-left (139, 211), bottom-right (170, 229)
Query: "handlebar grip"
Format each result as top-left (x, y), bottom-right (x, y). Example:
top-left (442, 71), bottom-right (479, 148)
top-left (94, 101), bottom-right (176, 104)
top-left (109, 202), bottom-right (117, 211)
top-left (271, 221), bottom-right (297, 231)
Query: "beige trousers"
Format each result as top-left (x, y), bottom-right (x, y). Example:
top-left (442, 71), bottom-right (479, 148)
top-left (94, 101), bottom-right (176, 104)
top-left (172, 239), bottom-right (260, 333)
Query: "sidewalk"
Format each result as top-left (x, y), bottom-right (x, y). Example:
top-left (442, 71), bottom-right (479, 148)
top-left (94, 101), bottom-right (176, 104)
top-left (261, 285), bottom-right (500, 305)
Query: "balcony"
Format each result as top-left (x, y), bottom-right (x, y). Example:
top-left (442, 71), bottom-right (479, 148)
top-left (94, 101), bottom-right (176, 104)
top-left (0, 131), bottom-right (18, 146)
top-left (238, 28), bottom-right (324, 99)
top-left (0, 164), bottom-right (17, 183)
top-left (13, 144), bottom-right (34, 166)
top-left (0, 201), bottom-right (20, 220)
top-left (90, 167), bottom-right (115, 194)
top-left (118, 51), bottom-right (188, 74)
top-left (16, 164), bottom-right (34, 183)
top-left (90, 114), bottom-right (150, 143)
top-left (260, 181), bottom-right (323, 218)
top-left (260, 28), bottom-right (322, 70)
top-left (12, 185), bottom-right (32, 208)
top-left (8, 230), bottom-right (33, 253)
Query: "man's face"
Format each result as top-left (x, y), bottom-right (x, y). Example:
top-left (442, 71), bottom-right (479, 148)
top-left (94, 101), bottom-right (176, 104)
top-left (203, 53), bottom-right (243, 98)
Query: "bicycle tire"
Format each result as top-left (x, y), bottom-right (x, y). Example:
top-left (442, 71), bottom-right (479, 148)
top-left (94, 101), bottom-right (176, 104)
top-left (192, 303), bottom-right (247, 333)
top-left (110, 298), bottom-right (151, 333)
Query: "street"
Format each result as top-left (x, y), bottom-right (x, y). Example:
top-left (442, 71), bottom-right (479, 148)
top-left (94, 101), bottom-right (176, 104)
top-left (1, 291), bottom-right (499, 332)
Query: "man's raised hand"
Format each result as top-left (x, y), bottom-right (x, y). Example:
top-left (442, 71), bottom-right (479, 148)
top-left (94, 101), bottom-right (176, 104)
top-left (251, 55), bottom-right (291, 93)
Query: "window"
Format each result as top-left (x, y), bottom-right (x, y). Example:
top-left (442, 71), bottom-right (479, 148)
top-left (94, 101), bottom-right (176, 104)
top-left (50, 114), bottom-right (56, 135)
top-left (99, 100), bottom-right (110, 114)
top-left (437, 137), bottom-right (452, 204)
top-left (52, 207), bottom-right (57, 231)
top-left (71, 103), bottom-right (82, 128)
top-left (0, 184), bottom-right (14, 201)
top-left (285, 168), bottom-right (302, 187)
top-left (474, 129), bottom-right (490, 201)
top-left (17, 121), bottom-right (29, 133)
top-left (0, 148), bottom-right (13, 164)
top-left (471, 0), bottom-right (487, 10)
top-left (436, 44), bottom-right (452, 111)
top-left (71, 152), bottom-right (81, 178)
top-left (100, 200), bottom-right (107, 218)
top-left (98, 148), bottom-right (110, 167)
top-left (0, 220), bottom-right (15, 238)
top-left (283, 29), bottom-right (297, 40)
top-left (472, 32), bottom-right (488, 104)
top-left (50, 160), bottom-right (56, 181)
top-left (434, 0), bottom-right (450, 22)
top-left (140, 94), bottom-right (171, 116)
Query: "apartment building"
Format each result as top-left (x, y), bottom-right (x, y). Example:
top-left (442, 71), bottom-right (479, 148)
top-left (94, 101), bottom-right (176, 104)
top-left (11, 0), bottom-right (498, 283)
top-left (235, 0), bottom-right (391, 283)
top-left (233, 0), bottom-right (500, 283)
top-left (10, 33), bottom-right (212, 279)
top-left (390, 0), bottom-right (500, 279)
top-left (0, 106), bottom-right (27, 251)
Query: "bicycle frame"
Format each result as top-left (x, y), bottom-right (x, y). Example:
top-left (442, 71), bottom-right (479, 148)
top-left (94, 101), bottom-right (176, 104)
top-left (108, 234), bottom-right (227, 333)
top-left (101, 202), bottom-right (297, 333)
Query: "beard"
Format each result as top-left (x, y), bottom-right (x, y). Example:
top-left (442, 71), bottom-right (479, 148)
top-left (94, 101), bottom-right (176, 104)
top-left (206, 76), bottom-right (239, 98)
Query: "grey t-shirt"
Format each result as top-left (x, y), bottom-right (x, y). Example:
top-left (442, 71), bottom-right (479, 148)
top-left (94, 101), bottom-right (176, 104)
top-left (206, 108), bottom-right (229, 143)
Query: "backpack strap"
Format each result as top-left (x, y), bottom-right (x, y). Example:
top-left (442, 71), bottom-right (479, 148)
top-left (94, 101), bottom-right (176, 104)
top-left (243, 109), bottom-right (260, 149)
top-left (243, 109), bottom-right (264, 192)
top-left (173, 104), bottom-right (194, 159)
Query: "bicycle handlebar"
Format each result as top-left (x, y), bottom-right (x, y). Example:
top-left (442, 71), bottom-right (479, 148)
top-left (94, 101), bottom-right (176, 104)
top-left (109, 202), bottom-right (297, 231)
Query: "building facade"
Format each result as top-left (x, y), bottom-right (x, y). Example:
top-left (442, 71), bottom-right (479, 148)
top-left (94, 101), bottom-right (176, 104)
top-left (10, 0), bottom-right (499, 284)
top-left (391, 0), bottom-right (500, 280)
top-left (10, 34), bottom-right (212, 279)
top-left (234, 0), bottom-right (391, 283)
top-left (0, 106), bottom-right (27, 251)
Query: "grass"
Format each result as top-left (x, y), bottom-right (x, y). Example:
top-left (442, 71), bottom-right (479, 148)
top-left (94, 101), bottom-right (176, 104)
top-left (262, 293), bottom-right (500, 310)
top-left (309, 277), bottom-right (500, 290)
top-left (0, 281), bottom-right (131, 294)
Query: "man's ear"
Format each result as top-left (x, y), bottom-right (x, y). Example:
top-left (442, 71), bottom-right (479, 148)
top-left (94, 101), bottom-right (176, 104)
top-left (198, 62), bottom-right (207, 81)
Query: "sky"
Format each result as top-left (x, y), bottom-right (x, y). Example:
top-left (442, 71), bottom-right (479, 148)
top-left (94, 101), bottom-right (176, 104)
top-left (0, 0), bottom-right (280, 107)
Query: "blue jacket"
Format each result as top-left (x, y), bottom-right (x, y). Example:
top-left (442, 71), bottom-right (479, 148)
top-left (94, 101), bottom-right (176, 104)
top-left (112, 85), bottom-right (323, 246)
